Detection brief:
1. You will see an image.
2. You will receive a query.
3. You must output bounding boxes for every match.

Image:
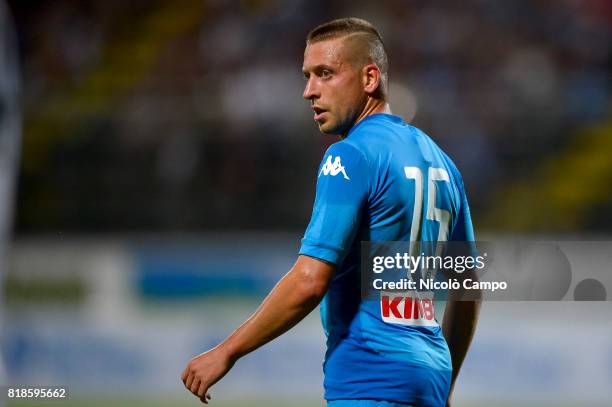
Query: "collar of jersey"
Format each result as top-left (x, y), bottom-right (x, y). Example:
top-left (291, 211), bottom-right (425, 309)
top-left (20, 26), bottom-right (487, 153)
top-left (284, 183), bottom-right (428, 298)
top-left (347, 113), bottom-right (404, 137)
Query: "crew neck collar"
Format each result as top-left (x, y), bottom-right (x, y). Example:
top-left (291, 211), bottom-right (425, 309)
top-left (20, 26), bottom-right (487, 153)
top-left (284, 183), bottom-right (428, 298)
top-left (347, 113), bottom-right (404, 136)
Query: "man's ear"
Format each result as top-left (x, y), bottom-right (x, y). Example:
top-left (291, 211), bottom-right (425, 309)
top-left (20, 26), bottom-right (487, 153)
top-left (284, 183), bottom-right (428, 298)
top-left (362, 64), bottom-right (381, 95)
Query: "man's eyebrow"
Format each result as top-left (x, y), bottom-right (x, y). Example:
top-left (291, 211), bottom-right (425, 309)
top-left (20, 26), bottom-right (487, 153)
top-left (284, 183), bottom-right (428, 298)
top-left (303, 64), bottom-right (335, 73)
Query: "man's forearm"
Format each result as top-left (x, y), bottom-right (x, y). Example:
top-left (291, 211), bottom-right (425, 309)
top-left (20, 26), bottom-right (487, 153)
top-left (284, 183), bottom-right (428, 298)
top-left (219, 256), bottom-right (334, 362)
top-left (442, 297), bottom-right (481, 393)
top-left (181, 256), bottom-right (334, 402)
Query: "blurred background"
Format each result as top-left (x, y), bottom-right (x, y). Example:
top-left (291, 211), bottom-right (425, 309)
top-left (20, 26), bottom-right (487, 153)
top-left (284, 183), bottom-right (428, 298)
top-left (1, 0), bottom-right (611, 406)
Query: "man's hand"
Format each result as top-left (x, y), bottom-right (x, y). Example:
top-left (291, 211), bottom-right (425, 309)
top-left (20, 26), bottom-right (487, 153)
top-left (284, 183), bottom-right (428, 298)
top-left (180, 256), bottom-right (334, 404)
top-left (181, 346), bottom-right (235, 404)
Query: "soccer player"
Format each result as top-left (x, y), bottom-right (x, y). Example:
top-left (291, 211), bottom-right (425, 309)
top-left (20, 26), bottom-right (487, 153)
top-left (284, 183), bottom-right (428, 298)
top-left (182, 18), bottom-right (480, 407)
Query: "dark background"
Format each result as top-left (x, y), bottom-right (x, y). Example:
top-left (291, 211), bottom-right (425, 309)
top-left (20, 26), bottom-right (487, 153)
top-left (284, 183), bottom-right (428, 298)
top-left (8, 0), bottom-right (611, 235)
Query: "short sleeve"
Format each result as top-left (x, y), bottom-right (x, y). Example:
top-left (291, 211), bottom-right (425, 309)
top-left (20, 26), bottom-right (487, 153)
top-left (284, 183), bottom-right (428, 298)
top-left (450, 181), bottom-right (475, 242)
top-left (299, 142), bottom-right (369, 265)
top-left (449, 179), bottom-right (479, 260)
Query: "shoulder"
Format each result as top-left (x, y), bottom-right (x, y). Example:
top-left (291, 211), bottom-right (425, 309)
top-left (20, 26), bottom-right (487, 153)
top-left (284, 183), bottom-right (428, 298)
top-left (338, 117), bottom-right (399, 162)
top-left (319, 141), bottom-right (370, 185)
top-left (323, 139), bottom-right (368, 166)
top-left (436, 143), bottom-right (465, 190)
top-left (405, 124), bottom-right (467, 194)
top-left (427, 133), bottom-right (467, 196)
top-left (412, 125), bottom-right (463, 176)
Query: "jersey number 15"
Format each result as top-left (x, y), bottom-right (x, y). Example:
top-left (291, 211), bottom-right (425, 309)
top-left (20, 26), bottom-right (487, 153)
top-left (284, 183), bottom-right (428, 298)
top-left (404, 166), bottom-right (451, 249)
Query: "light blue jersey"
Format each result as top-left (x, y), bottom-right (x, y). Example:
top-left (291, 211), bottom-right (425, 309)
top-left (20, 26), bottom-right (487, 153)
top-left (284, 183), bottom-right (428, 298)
top-left (299, 114), bottom-right (475, 407)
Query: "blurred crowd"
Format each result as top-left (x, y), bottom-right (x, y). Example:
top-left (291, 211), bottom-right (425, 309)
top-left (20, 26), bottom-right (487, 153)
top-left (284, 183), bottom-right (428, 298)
top-left (8, 0), bottom-right (612, 232)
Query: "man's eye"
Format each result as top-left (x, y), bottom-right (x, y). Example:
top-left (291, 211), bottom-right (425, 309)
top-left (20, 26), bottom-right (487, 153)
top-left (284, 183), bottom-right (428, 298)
top-left (321, 70), bottom-right (332, 78)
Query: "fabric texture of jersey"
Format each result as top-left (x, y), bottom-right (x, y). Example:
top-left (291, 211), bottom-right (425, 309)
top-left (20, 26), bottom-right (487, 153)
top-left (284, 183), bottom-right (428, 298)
top-left (328, 399), bottom-right (416, 407)
top-left (299, 114), bottom-right (475, 407)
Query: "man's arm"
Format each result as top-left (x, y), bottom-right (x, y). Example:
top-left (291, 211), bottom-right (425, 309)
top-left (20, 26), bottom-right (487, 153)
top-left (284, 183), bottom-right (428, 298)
top-left (181, 255), bottom-right (334, 403)
top-left (442, 269), bottom-right (482, 407)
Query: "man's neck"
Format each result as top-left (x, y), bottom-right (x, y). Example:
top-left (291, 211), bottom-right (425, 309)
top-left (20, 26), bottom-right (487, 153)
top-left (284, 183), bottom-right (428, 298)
top-left (355, 97), bottom-right (392, 126)
top-left (339, 98), bottom-right (392, 139)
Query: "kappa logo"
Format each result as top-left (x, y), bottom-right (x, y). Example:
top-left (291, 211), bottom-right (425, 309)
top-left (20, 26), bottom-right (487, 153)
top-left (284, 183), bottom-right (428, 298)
top-left (319, 155), bottom-right (350, 180)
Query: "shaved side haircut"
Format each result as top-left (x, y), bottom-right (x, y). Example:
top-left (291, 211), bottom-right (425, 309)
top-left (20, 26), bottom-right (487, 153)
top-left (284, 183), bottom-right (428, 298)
top-left (307, 18), bottom-right (389, 99)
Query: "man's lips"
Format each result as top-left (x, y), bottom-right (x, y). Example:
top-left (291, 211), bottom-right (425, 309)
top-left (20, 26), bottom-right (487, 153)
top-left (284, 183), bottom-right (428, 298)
top-left (314, 112), bottom-right (326, 121)
top-left (312, 107), bottom-right (327, 121)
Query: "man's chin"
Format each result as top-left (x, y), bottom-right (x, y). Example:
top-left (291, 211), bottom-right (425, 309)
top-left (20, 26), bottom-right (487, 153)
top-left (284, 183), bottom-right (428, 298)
top-left (317, 121), bottom-right (340, 136)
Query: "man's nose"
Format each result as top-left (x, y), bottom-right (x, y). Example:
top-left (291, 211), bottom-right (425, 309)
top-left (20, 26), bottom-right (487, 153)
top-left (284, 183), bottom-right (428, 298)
top-left (303, 78), bottom-right (319, 100)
